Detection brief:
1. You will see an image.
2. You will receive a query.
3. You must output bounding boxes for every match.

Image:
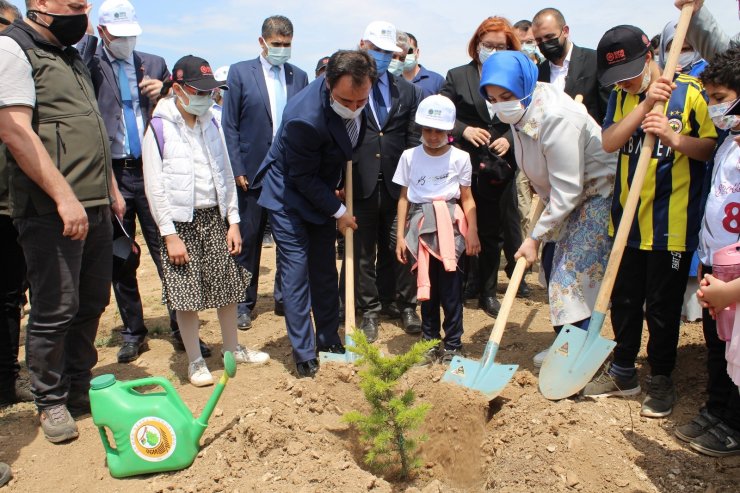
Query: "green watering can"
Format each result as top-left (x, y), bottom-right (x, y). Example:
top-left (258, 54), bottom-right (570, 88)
top-left (89, 352), bottom-right (237, 478)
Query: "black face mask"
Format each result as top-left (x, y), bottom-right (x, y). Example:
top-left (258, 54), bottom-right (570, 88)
top-left (27, 10), bottom-right (88, 47)
top-left (538, 37), bottom-right (565, 63)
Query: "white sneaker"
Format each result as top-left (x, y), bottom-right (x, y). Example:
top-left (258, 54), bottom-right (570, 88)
top-left (533, 349), bottom-right (549, 368)
top-left (230, 344), bottom-right (270, 365)
top-left (188, 357), bottom-right (214, 387)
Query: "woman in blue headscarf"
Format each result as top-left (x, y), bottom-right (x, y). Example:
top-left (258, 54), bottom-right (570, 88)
top-left (479, 50), bottom-right (618, 366)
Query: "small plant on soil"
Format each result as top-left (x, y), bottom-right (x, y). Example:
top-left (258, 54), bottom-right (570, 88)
top-left (343, 331), bottom-right (438, 480)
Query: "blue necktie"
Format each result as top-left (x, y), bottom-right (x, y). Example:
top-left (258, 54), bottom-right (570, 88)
top-left (372, 82), bottom-right (387, 128)
top-left (116, 61), bottom-right (141, 158)
top-left (271, 65), bottom-right (286, 130)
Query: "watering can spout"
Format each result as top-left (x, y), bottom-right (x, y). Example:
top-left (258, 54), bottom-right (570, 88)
top-left (195, 351), bottom-right (237, 440)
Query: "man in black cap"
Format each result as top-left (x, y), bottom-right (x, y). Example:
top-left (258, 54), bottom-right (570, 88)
top-left (583, 25), bottom-right (716, 419)
top-left (315, 55), bottom-right (330, 78)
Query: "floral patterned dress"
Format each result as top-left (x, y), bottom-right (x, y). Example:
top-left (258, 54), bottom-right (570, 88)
top-left (512, 83), bottom-right (618, 326)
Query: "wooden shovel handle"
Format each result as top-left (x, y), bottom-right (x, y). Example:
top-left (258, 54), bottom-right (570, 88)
top-left (593, 4), bottom-right (694, 313)
top-left (344, 160), bottom-right (356, 331)
top-left (488, 196), bottom-right (546, 345)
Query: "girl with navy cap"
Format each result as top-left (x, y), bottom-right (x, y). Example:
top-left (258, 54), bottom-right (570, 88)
top-left (479, 50), bottom-right (618, 368)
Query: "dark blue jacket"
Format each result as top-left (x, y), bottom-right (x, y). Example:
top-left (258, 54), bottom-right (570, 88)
top-left (222, 57), bottom-right (308, 183)
top-left (255, 77), bottom-right (365, 225)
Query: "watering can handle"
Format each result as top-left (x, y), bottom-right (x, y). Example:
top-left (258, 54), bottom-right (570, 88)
top-left (97, 426), bottom-right (118, 456)
top-left (593, 3), bottom-right (693, 314)
top-left (487, 196), bottom-right (546, 347)
top-left (119, 376), bottom-right (177, 396)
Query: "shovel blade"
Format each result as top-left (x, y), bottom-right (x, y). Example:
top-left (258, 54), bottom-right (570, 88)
top-left (538, 316), bottom-right (615, 400)
top-left (443, 355), bottom-right (518, 400)
top-left (319, 333), bottom-right (357, 364)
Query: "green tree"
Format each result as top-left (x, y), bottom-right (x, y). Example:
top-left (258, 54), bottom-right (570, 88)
top-left (343, 331), bottom-right (438, 480)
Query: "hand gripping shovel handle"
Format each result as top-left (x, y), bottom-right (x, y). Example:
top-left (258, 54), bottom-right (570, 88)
top-left (483, 196), bottom-right (546, 365)
top-left (343, 160), bottom-right (356, 332)
top-left (593, 5), bottom-right (694, 315)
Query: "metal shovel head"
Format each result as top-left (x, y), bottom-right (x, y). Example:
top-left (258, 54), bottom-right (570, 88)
top-left (538, 313), bottom-right (616, 400)
top-left (319, 333), bottom-right (358, 364)
top-left (442, 342), bottom-right (518, 400)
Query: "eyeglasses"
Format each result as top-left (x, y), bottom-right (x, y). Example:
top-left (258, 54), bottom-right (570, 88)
top-left (479, 42), bottom-right (509, 52)
top-left (182, 84), bottom-right (214, 97)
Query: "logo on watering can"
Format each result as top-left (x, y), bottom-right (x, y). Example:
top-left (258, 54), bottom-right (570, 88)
top-left (130, 417), bottom-right (177, 462)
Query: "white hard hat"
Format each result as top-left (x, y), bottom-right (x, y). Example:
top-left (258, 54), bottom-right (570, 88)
top-left (415, 95), bottom-right (456, 131)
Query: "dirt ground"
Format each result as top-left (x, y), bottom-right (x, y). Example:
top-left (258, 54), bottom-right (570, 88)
top-left (1, 235), bottom-right (739, 493)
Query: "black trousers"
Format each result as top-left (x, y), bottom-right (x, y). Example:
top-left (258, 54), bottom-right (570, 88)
top-left (611, 247), bottom-right (692, 376)
top-left (15, 207), bottom-right (112, 408)
top-left (351, 183), bottom-right (415, 315)
top-left (500, 173), bottom-right (522, 278)
top-left (235, 187), bottom-right (282, 316)
top-left (700, 265), bottom-right (740, 431)
top-left (421, 256), bottom-right (464, 350)
top-left (112, 166), bottom-right (178, 342)
top-left (0, 215), bottom-right (25, 396)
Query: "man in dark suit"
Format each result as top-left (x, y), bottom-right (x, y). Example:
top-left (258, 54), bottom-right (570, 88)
top-left (532, 7), bottom-right (610, 124)
top-left (351, 21), bottom-right (422, 342)
top-left (77, 0), bottom-right (207, 363)
top-left (255, 50), bottom-right (375, 377)
top-left (222, 15), bottom-right (309, 331)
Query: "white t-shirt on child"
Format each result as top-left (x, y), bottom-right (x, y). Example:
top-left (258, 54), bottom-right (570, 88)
top-left (392, 145), bottom-right (472, 204)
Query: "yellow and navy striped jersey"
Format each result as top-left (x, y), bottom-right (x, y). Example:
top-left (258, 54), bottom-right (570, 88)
top-left (603, 73), bottom-right (717, 251)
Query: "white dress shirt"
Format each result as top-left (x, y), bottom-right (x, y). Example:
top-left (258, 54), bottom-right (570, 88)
top-left (548, 42), bottom-right (573, 92)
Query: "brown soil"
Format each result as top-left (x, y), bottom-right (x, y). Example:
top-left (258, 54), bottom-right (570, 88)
top-left (2, 238), bottom-right (739, 492)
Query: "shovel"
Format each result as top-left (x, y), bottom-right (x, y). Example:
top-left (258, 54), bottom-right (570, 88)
top-left (538, 5), bottom-right (694, 400)
top-left (320, 161), bottom-right (358, 364)
top-left (443, 197), bottom-right (545, 399)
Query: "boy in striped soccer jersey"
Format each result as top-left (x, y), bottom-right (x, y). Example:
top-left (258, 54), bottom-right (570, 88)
top-left (583, 25), bottom-right (717, 418)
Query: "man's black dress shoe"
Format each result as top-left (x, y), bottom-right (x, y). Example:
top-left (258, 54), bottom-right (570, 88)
top-left (401, 308), bottom-right (422, 334)
top-left (479, 296), bottom-right (501, 318)
top-left (296, 358), bottom-right (319, 378)
top-left (360, 315), bottom-right (379, 343)
top-left (172, 335), bottom-right (212, 358)
top-left (274, 300), bottom-right (285, 317)
top-left (317, 343), bottom-right (346, 354)
top-left (117, 341), bottom-right (148, 363)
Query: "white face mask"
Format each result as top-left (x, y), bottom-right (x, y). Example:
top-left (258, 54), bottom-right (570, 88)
top-left (330, 96), bottom-right (365, 120)
top-left (708, 99), bottom-right (740, 130)
top-left (106, 35), bottom-right (136, 60)
top-left (421, 134), bottom-right (448, 149)
top-left (388, 59), bottom-right (404, 76)
top-left (177, 91), bottom-right (213, 117)
top-left (637, 62), bottom-right (651, 94)
top-left (478, 46), bottom-right (496, 64)
top-left (491, 99), bottom-right (526, 124)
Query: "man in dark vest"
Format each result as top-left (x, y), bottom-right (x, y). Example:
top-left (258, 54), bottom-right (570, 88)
top-left (0, 0), bottom-right (124, 444)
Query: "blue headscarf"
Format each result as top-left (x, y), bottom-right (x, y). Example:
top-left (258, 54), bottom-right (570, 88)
top-left (479, 51), bottom-right (539, 108)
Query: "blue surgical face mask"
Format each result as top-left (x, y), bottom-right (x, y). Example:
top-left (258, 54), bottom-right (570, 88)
top-left (388, 59), bottom-right (404, 76)
top-left (368, 49), bottom-right (392, 75)
top-left (404, 53), bottom-right (418, 71)
top-left (265, 45), bottom-right (291, 66)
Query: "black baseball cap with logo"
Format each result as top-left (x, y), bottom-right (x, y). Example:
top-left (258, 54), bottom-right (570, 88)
top-left (171, 55), bottom-right (228, 91)
top-left (596, 25), bottom-right (651, 87)
top-left (315, 55), bottom-right (330, 74)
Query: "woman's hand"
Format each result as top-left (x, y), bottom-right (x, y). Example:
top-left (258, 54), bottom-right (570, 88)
top-left (489, 137), bottom-right (510, 156)
top-left (514, 237), bottom-right (540, 267)
top-left (226, 223), bottom-right (242, 255)
top-left (462, 126), bottom-right (491, 147)
top-left (165, 234), bottom-right (189, 265)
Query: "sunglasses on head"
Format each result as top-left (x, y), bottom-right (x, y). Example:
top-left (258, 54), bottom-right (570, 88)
top-left (0, 17), bottom-right (11, 26)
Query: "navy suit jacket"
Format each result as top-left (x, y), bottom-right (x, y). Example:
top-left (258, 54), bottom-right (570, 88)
top-left (353, 74), bottom-right (421, 201)
top-left (255, 77), bottom-right (366, 225)
top-left (222, 57), bottom-right (309, 184)
top-left (77, 34), bottom-right (169, 147)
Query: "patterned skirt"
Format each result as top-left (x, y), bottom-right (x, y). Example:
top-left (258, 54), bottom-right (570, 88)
top-left (160, 207), bottom-right (251, 311)
top-left (549, 195), bottom-right (612, 326)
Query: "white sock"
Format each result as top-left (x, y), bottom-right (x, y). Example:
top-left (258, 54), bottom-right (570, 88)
top-left (176, 310), bottom-right (201, 363)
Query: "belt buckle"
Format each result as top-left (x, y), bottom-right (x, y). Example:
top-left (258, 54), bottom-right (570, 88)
top-left (122, 158), bottom-right (139, 169)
